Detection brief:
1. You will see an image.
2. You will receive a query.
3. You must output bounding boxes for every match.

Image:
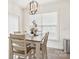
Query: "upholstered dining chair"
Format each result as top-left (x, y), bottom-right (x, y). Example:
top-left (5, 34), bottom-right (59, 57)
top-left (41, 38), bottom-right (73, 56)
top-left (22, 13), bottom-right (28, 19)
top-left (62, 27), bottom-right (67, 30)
top-left (9, 34), bottom-right (33, 59)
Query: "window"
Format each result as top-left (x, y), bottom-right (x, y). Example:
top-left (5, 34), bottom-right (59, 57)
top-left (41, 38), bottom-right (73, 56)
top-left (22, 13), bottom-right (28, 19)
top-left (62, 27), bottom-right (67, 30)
top-left (8, 14), bottom-right (19, 34)
top-left (27, 12), bottom-right (59, 40)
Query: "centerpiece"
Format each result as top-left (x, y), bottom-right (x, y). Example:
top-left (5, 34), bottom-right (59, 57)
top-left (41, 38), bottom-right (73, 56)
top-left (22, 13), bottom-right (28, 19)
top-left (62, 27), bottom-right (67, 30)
top-left (30, 20), bottom-right (38, 36)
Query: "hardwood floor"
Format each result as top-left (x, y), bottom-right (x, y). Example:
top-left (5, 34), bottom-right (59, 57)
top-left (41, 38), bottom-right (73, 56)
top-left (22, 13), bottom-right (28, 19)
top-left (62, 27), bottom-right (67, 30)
top-left (47, 48), bottom-right (70, 59)
top-left (13, 48), bottom-right (70, 59)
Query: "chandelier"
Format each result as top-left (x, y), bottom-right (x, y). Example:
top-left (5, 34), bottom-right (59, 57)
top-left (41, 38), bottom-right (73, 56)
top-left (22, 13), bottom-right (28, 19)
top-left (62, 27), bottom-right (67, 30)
top-left (29, 0), bottom-right (38, 15)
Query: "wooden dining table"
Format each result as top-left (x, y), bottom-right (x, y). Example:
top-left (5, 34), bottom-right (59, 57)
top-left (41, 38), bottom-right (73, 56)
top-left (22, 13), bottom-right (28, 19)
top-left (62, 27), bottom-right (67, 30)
top-left (25, 34), bottom-right (42, 59)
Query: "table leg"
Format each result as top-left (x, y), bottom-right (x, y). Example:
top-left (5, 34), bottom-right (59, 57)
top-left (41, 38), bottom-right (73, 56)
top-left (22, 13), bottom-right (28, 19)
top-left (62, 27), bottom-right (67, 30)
top-left (36, 42), bottom-right (40, 59)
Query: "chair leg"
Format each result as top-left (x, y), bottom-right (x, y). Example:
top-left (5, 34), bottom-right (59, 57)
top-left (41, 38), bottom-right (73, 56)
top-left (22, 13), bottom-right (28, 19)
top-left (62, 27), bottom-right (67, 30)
top-left (10, 53), bottom-right (13, 59)
top-left (9, 39), bottom-right (13, 59)
top-left (42, 46), bottom-right (48, 59)
top-left (14, 55), bottom-right (16, 59)
top-left (18, 56), bottom-right (21, 59)
top-left (28, 51), bottom-right (31, 59)
top-left (42, 47), bottom-right (44, 59)
top-left (33, 49), bottom-right (36, 59)
top-left (24, 56), bottom-right (27, 59)
top-left (45, 47), bottom-right (48, 59)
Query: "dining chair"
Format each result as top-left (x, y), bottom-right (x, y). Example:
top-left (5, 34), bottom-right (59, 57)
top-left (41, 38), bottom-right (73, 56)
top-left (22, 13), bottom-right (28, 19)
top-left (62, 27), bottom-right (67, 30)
top-left (9, 34), bottom-right (33, 59)
top-left (41, 32), bottom-right (49, 59)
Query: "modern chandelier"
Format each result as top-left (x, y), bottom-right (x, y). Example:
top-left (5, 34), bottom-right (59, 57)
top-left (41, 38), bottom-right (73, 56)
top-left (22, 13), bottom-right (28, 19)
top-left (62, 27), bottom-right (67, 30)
top-left (29, 0), bottom-right (38, 15)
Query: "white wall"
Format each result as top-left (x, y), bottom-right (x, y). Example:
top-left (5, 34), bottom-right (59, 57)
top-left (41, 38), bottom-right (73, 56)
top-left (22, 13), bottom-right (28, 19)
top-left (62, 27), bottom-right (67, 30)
top-left (8, 0), bottom-right (23, 32)
top-left (59, 1), bottom-right (70, 40)
top-left (42, 1), bottom-right (70, 49)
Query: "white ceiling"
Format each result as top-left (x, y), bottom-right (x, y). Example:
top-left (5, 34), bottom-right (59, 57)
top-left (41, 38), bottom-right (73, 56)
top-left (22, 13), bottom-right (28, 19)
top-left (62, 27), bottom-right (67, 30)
top-left (14, 0), bottom-right (59, 8)
top-left (10, 0), bottom-right (68, 8)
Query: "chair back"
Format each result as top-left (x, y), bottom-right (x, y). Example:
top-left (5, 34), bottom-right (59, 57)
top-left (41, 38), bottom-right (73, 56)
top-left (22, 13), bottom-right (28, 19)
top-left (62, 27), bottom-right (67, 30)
top-left (9, 34), bottom-right (26, 51)
top-left (14, 31), bottom-right (24, 35)
top-left (42, 32), bottom-right (49, 46)
top-left (14, 31), bottom-right (21, 34)
top-left (10, 34), bottom-right (25, 40)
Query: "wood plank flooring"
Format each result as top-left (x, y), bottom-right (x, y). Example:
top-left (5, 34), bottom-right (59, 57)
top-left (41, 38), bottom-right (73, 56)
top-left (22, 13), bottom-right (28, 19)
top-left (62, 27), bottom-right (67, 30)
top-left (47, 48), bottom-right (70, 59)
top-left (13, 48), bottom-right (70, 59)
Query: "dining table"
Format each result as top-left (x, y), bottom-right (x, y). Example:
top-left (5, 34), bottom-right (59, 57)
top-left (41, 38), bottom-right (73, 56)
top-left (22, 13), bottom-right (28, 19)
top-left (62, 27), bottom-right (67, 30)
top-left (25, 34), bottom-right (42, 59)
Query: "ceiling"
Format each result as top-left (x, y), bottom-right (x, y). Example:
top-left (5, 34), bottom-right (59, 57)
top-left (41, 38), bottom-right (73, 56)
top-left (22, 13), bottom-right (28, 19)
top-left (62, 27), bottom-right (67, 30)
top-left (14, 0), bottom-right (59, 8)
top-left (10, 0), bottom-right (68, 8)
